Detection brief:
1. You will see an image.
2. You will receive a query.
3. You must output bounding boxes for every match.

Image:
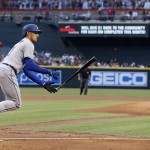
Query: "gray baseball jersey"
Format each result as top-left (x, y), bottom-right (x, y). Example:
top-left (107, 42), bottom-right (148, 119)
top-left (0, 38), bottom-right (35, 112)
top-left (3, 38), bottom-right (34, 74)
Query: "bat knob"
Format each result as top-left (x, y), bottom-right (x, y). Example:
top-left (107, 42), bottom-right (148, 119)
top-left (55, 87), bottom-right (59, 92)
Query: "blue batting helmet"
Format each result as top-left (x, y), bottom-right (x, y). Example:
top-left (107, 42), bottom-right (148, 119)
top-left (22, 24), bottom-right (42, 37)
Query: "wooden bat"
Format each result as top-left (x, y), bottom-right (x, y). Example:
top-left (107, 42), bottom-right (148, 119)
top-left (56, 56), bottom-right (97, 91)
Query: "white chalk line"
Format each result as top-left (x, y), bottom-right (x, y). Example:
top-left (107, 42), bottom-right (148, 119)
top-left (0, 138), bottom-right (150, 141)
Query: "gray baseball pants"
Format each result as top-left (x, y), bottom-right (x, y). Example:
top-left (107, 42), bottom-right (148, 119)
top-left (0, 63), bottom-right (21, 112)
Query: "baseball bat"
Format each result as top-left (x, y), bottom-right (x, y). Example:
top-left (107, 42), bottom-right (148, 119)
top-left (56, 56), bottom-right (97, 91)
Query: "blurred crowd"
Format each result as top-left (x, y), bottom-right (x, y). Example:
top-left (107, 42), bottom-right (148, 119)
top-left (35, 51), bottom-right (148, 68)
top-left (0, 48), bottom-right (147, 68)
top-left (34, 51), bottom-right (84, 66)
top-left (0, 0), bottom-right (148, 10)
top-left (33, 51), bottom-right (147, 68)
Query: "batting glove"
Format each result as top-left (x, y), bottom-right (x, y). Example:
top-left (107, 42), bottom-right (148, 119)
top-left (43, 82), bottom-right (57, 93)
top-left (48, 69), bottom-right (59, 80)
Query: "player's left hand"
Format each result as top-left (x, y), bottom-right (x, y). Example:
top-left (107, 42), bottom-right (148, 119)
top-left (48, 69), bottom-right (59, 80)
top-left (43, 82), bottom-right (57, 93)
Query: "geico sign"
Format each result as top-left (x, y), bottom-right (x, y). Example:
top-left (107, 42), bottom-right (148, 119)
top-left (90, 71), bottom-right (147, 86)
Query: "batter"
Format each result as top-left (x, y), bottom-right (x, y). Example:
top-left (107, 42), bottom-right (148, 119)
top-left (0, 24), bottom-right (59, 112)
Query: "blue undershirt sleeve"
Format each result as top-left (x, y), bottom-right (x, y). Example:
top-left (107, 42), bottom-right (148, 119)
top-left (23, 57), bottom-right (49, 74)
top-left (23, 69), bottom-right (44, 85)
top-left (23, 58), bottom-right (49, 86)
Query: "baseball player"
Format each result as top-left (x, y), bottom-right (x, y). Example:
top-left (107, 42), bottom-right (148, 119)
top-left (0, 24), bottom-right (59, 113)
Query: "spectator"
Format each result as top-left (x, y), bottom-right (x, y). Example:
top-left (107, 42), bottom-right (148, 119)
top-left (60, 60), bottom-right (66, 66)
top-left (0, 41), bottom-right (3, 48)
top-left (107, 8), bottom-right (115, 21)
top-left (132, 11), bottom-right (138, 20)
top-left (35, 12), bottom-right (43, 22)
top-left (142, 10), bottom-right (147, 21)
top-left (38, 0), bottom-right (43, 9)
top-left (82, 0), bottom-right (89, 9)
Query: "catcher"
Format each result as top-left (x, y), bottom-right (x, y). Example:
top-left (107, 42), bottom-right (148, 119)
top-left (0, 24), bottom-right (59, 113)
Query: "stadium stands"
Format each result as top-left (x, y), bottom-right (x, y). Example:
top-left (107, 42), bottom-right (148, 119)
top-left (0, 0), bottom-right (150, 67)
top-left (0, 0), bottom-right (147, 10)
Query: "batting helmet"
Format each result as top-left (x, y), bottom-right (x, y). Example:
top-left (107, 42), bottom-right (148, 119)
top-left (22, 24), bottom-right (42, 37)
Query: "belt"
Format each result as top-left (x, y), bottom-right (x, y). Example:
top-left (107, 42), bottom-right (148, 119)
top-left (2, 63), bottom-right (17, 74)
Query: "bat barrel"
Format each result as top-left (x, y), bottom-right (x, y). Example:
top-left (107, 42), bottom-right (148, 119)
top-left (56, 56), bottom-right (97, 91)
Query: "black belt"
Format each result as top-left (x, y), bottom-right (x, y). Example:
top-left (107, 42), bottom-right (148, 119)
top-left (3, 63), bottom-right (17, 74)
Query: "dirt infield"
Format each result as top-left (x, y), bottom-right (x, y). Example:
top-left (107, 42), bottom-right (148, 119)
top-left (0, 95), bottom-right (150, 150)
top-left (0, 139), bottom-right (150, 150)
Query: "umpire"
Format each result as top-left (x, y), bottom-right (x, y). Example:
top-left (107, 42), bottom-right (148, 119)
top-left (78, 67), bottom-right (91, 95)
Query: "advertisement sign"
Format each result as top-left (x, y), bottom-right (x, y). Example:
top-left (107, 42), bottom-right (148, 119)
top-left (58, 23), bottom-right (149, 37)
top-left (17, 71), bottom-right (61, 86)
top-left (89, 71), bottom-right (148, 87)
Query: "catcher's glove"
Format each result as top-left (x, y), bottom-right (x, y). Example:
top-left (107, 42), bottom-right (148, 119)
top-left (43, 82), bottom-right (57, 93)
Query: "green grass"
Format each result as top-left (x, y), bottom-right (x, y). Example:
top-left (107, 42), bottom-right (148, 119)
top-left (1, 88), bottom-right (150, 137)
top-left (28, 116), bottom-right (150, 137)
top-left (0, 100), bottom-right (127, 126)
top-left (21, 87), bottom-right (150, 97)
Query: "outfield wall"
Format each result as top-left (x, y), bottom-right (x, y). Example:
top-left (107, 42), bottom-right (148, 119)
top-left (18, 67), bottom-right (150, 89)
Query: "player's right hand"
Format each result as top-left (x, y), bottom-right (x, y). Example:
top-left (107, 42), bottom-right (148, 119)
top-left (43, 82), bottom-right (57, 93)
top-left (48, 69), bottom-right (59, 80)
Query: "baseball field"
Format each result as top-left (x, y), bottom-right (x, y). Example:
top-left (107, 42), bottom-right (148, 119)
top-left (0, 87), bottom-right (150, 150)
